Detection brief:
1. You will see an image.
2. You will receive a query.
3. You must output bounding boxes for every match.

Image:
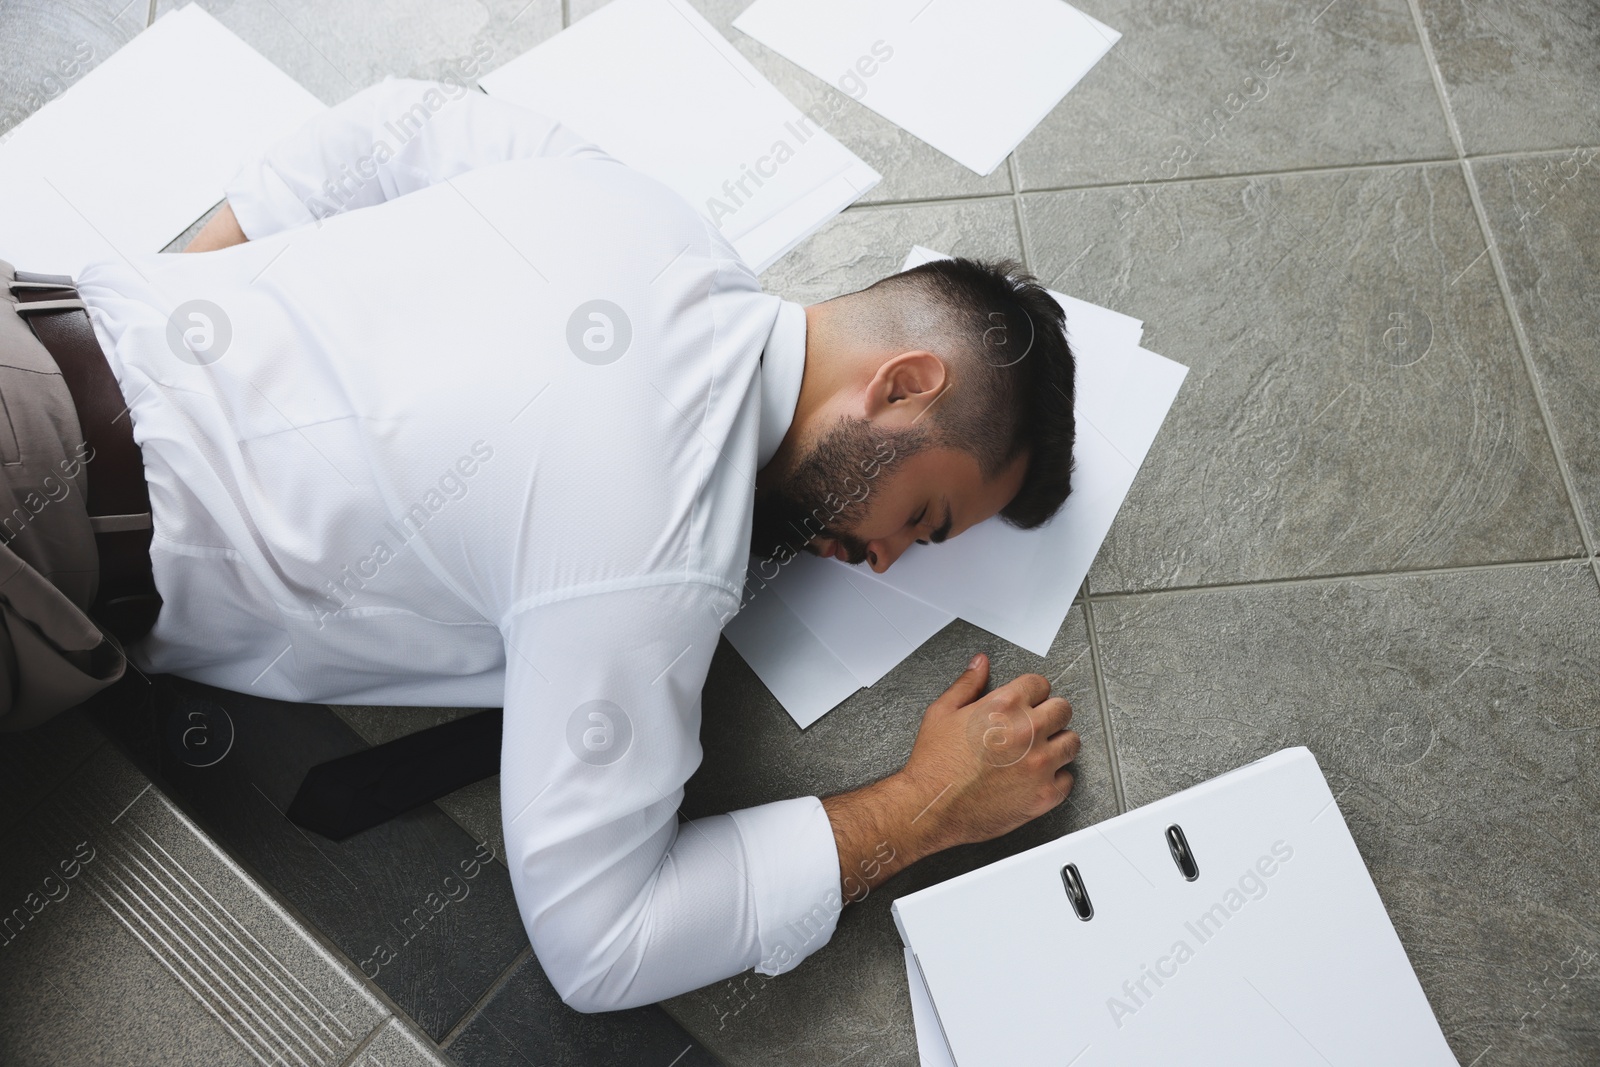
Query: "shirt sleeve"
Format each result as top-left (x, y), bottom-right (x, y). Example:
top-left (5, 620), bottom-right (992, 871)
top-left (499, 580), bottom-right (843, 1012)
top-left (223, 77), bottom-right (610, 240)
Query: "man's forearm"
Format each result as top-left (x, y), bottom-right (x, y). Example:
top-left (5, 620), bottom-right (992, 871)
top-left (821, 772), bottom-right (944, 902)
top-left (184, 201), bottom-right (247, 252)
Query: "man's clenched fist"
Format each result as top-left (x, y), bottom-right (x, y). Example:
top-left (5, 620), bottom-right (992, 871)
top-left (820, 653), bottom-right (1081, 905)
top-left (901, 652), bottom-right (1079, 852)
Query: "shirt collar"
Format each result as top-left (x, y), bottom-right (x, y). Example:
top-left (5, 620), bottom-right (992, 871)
top-left (757, 299), bottom-right (806, 470)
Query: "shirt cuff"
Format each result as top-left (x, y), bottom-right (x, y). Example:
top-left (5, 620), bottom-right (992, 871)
top-left (223, 158), bottom-right (318, 240)
top-left (728, 796), bottom-right (842, 976)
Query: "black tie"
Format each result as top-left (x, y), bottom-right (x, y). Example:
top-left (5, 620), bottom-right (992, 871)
top-left (286, 708), bottom-right (503, 840)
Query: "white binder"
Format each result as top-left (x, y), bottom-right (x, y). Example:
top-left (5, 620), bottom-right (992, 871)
top-left (893, 748), bottom-right (1458, 1066)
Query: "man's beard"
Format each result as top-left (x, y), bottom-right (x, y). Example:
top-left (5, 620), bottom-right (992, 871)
top-left (750, 417), bottom-right (927, 565)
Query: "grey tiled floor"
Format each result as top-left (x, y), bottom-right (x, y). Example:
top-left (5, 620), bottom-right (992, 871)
top-left (4, 1), bottom-right (1599, 1066)
top-left (0, 708), bottom-right (443, 1067)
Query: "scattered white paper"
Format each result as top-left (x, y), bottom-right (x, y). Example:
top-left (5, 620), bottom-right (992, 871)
top-left (0, 4), bottom-right (323, 276)
top-left (904, 948), bottom-right (957, 1067)
top-left (733, 0), bottom-right (1120, 175)
top-left (771, 552), bottom-right (955, 688)
top-left (722, 583), bottom-right (863, 729)
top-left (730, 247), bottom-right (1184, 726)
top-left (478, 0), bottom-right (880, 273)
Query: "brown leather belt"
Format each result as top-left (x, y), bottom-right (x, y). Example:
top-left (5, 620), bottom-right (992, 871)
top-left (11, 270), bottom-right (161, 643)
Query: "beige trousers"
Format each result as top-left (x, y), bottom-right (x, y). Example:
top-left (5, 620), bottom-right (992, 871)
top-left (0, 257), bottom-right (125, 731)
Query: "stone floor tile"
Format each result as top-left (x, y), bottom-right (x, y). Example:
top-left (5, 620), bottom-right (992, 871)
top-left (1023, 163), bottom-right (1583, 594)
top-left (758, 197), bottom-right (1023, 304)
top-left (1416, 0), bottom-right (1600, 155)
top-left (1012, 0), bottom-right (1454, 191)
top-left (446, 949), bottom-right (719, 1067)
top-left (666, 608), bottom-right (1115, 1066)
top-left (1093, 561), bottom-right (1600, 1066)
top-left (0, 744), bottom-right (387, 1066)
top-left (1473, 149), bottom-right (1600, 544)
top-left (155, 0), bottom-right (564, 106)
top-left (0, 0), bottom-right (145, 138)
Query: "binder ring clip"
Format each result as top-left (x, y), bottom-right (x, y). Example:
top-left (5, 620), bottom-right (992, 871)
top-left (1166, 824), bottom-right (1200, 881)
top-left (1060, 863), bottom-right (1094, 921)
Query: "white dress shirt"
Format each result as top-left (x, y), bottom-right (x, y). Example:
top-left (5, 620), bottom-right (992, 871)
top-left (74, 78), bottom-right (842, 1011)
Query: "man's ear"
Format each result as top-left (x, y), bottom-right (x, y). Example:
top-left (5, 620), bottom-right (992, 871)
top-left (863, 350), bottom-right (948, 425)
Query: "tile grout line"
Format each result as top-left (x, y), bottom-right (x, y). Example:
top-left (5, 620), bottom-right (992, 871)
top-left (1458, 168), bottom-right (1596, 552)
top-left (1403, 0), bottom-right (1597, 558)
top-left (335, 1017), bottom-right (389, 1067)
top-left (1017, 154), bottom-right (1462, 197)
top-left (1008, 153), bottom-right (1034, 271)
top-left (856, 145), bottom-right (1600, 215)
top-left (438, 943), bottom-right (532, 1050)
top-left (1003, 150), bottom-right (1592, 200)
top-left (1078, 594), bottom-right (1128, 815)
top-left (1460, 175), bottom-right (1595, 553)
top-left (1453, 143), bottom-right (1600, 166)
top-left (853, 190), bottom-right (1028, 214)
top-left (1012, 148), bottom-right (1127, 819)
top-left (1089, 554), bottom-right (1589, 603)
top-left (866, 159), bottom-right (1455, 214)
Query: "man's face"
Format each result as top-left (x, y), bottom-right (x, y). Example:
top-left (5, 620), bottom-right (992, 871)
top-left (751, 416), bottom-right (1028, 574)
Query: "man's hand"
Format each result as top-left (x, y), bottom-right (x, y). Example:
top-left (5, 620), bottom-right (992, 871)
top-left (820, 653), bottom-right (1080, 903)
top-left (183, 201), bottom-right (248, 252)
top-left (900, 653), bottom-right (1079, 851)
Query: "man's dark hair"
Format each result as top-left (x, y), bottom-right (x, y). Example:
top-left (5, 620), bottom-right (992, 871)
top-left (831, 256), bottom-right (1076, 528)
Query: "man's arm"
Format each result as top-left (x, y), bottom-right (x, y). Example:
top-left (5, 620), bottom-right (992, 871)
top-left (498, 583), bottom-right (844, 1012)
top-left (218, 77), bottom-right (607, 242)
top-left (499, 586), bottom-right (1079, 1012)
top-left (822, 653), bottom-right (1079, 902)
top-left (183, 202), bottom-right (247, 252)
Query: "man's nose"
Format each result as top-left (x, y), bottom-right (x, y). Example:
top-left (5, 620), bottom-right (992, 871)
top-left (865, 533), bottom-right (913, 573)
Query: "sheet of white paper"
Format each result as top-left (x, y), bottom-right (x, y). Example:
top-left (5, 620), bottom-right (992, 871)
top-left (733, 0), bottom-right (1119, 176)
top-left (726, 552), bottom-right (954, 726)
top-left (478, 0), bottom-right (880, 273)
top-left (770, 552), bottom-right (954, 687)
top-left (0, 4), bottom-right (323, 276)
top-left (904, 948), bottom-right (957, 1067)
top-left (721, 583), bottom-right (863, 729)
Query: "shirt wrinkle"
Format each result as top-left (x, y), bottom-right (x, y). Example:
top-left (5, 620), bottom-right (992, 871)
top-left (498, 571), bottom-right (740, 629)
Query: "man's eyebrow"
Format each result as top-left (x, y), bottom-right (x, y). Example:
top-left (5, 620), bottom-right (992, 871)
top-left (930, 499), bottom-right (953, 544)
